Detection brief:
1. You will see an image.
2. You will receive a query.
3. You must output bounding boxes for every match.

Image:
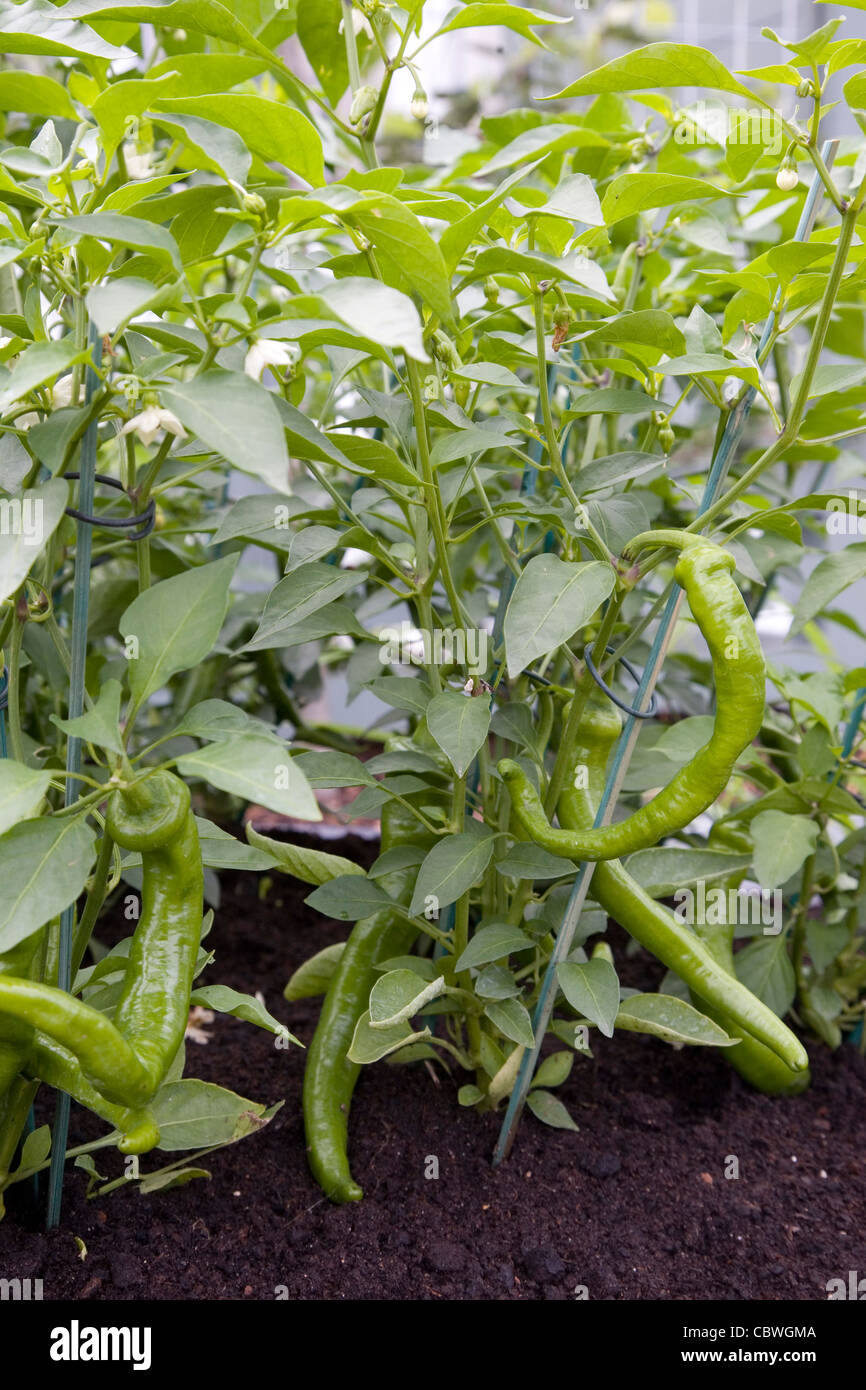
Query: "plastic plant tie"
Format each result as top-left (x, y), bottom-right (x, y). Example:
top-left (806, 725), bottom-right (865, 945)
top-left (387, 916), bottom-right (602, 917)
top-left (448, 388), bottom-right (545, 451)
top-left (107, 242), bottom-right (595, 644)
top-left (584, 644), bottom-right (659, 720)
top-left (46, 324), bottom-right (104, 1230)
top-left (64, 471), bottom-right (156, 541)
top-left (493, 141), bottom-right (839, 1166)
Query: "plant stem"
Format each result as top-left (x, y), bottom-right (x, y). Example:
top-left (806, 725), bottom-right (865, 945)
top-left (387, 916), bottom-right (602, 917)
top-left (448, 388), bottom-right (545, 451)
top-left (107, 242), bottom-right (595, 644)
top-left (7, 602), bottom-right (26, 762)
top-left (690, 206), bottom-right (856, 532)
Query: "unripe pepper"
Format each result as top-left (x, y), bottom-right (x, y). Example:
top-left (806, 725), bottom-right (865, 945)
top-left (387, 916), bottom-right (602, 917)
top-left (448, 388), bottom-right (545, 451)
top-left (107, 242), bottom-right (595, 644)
top-left (303, 732), bottom-right (449, 1203)
top-left (552, 699), bottom-right (809, 1080)
top-left (500, 533), bottom-right (765, 859)
top-left (0, 770), bottom-right (202, 1116)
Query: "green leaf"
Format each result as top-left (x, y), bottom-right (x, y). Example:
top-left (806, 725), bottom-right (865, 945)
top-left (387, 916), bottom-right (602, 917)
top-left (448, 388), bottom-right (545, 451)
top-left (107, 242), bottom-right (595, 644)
top-left (284, 942), bottom-right (345, 1002)
top-left (138, 1167), bottom-right (211, 1194)
top-left (504, 555), bottom-right (615, 678)
top-left (455, 921), bottom-right (534, 971)
top-left (153, 94), bottom-right (324, 185)
top-left (243, 563), bottom-right (362, 651)
top-left (321, 278), bottom-right (429, 362)
top-left (577, 310), bottom-right (686, 357)
top-left (564, 387), bottom-right (664, 417)
top-left (476, 125), bottom-right (608, 178)
top-left (364, 675), bottom-right (432, 716)
top-left (51, 678), bottom-right (124, 756)
top-left (734, 935), bottom-right (796, 1018)
top-left (0, 71), bottom-right (77, 120)
top-left (292, 750), bottom-right (376, 788)
top-left (615, 994), bottom-right (735, 1046)
top-left (0, 816), bottom-right (95, 954)
top-left (624, 847), bottom-right (752, 898)
top-left (602, 173), bottom-right (730, 225)
top-left (57, 213), bottom-right (181, 271)
top-left (532, 1050), bottom-right (574, 1089)
top-left (297, 0), bottom-right (348, 105)
top-left (171, 698), bottom-right (279, 744)
top-left (86, 277), bottom-right (180, 336)
top-left (427, 691), bottom-right (491, 778)
top-left (750, 810), bottom-right (819, 890)
top-left (538, 172), bottom-right (605, 227)
top-left (495, 843), bottom-right (577, 881)
top-left (306, 875), bottom-right (393, 921)
top-left (437, 3), bottom-right (568, 45)
top-left (120, 554), bottom-right (238, 710)
top-left (177, 735), bottom-right (321, 821)
top-left (791, 544), bottom-right (866, 634)
top-left (368, 970), bottom-right (446, 1029)
top-left (327, 430), bottom-right (418, 487)
top-left (557, 959), bottom-right (620, 1038)
top-left (0, 341), bottom-right (87, 413)
top-left (483, 996), bottom-right (536, 1048)
top-left (0, 480), bottom-right (68, 603)
top-left (410, 821), bottom-right (495, 917)
top-left (151, 1078), bottom-right (270, 1152)
top-left (244, 825), bottom-right (363, 886)
top-left (18, 1123), bottom-right (52, 1170)
top-left (0, 0), bottom-right (131, 60)
top-left (150, 111), bottom-right (251, 186)
top-left (62, 0), bottom-right (277, 64)
top-left (0, 761), bottom-right (52, 837)
top-left (474, 964), bottom-right (520, 1000)
top-left (553, 43), bottom-right (754, 100)
top-left (440, 163), bottom-right (543, 272)
top-left (161, 372), bottom-right (290, 491)
top-left (348, 1010), bottom-right (429, 1064)
top-left (190, 984), bottom-right (297, 1042)
top-left (350, 197), bottom-right (454, 327)
top-left (195, 818), bottom-right (275, 871)
top-left (526, 1090), bottom-right (578, 1130)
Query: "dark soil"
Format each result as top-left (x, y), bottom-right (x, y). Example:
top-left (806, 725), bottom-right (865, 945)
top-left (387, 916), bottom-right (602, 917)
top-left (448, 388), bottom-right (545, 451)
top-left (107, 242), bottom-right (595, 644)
top-left (2, 838), bottom-right (865, 1301)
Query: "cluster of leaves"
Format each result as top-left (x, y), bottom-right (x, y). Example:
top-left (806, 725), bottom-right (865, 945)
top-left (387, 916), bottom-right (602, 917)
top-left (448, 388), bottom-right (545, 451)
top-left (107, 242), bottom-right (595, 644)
top-left (0, 0), bottom-right (866, 1169)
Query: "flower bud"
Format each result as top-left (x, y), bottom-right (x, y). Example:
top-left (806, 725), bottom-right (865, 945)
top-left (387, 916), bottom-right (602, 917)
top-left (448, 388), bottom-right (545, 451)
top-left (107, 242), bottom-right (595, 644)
top-left (658, 422), bottom-right (675, 453)
top-left (775, 160), bottom-right (799, 191)
top-left (349, 84), bottom-right (378, 127)
top-left (411, 90), bottom-right (429, 121)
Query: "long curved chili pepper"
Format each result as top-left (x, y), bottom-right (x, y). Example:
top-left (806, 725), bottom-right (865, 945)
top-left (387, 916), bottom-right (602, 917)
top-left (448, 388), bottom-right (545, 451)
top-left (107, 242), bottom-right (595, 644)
top-left (499, 533), bottom-right (765, 860)
top-left (0, 770), bottom-right (202, 1115)
top-left (551, 699), bottom-right (809, 1080)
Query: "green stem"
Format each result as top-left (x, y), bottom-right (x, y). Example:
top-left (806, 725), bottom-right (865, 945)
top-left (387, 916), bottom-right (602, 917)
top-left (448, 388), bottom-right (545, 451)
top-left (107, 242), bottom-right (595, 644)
top-left (71, 828), bottom-right (115, 980)
top-left (7, 603), bottom-right (26, 762)
top-left (543, 597), bottom-right (622, 816)
top-left (406, 359), bottom-right (469, 635)
top-left (690, 206), bottom-right (856, 532)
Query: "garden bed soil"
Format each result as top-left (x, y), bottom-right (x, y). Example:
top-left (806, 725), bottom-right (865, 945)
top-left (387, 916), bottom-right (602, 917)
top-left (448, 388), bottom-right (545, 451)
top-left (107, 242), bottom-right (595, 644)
top-left (3, 837), bottom-right (865, 1301)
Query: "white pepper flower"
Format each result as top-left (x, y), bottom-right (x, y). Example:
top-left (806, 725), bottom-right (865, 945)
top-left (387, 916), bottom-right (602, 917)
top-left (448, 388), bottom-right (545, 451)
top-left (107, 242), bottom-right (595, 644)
top-left (120, 405), bottom-right (186, 446)
top-left (244, 338), bottom-right (299, 380)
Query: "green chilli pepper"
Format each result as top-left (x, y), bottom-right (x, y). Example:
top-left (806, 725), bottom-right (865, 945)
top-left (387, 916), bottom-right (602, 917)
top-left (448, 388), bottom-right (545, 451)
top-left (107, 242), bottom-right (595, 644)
top-left (303, 794), bottom-right (437, 1203)
top-left (303, 727), bottom-right (451, 1204)
top-left (0, 770), bottom-right (202, 1123)
top-left (552, 699), bottom-right (809, 1081)
top-left (105, 769), bottom-right (203, 1097)
top-left (0, 930), bottom-right (43, 1099)
top-left (0, 973), bottom-right (154, 1109)
top-left (499, 533), bottom-right (765, 860)
top-left (25, 1034), bottom-right (160, 1154)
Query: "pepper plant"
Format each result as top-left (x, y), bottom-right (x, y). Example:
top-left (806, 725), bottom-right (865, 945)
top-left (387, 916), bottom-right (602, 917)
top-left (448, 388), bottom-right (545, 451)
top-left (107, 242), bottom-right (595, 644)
top-left (0, 0), bottom-right (865, 1216)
